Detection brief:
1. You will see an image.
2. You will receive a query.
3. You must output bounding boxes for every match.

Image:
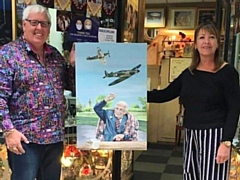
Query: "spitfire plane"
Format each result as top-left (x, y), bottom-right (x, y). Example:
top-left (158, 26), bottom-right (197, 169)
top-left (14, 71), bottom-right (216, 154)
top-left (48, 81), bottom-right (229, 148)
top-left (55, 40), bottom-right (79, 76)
top-left (86, 47), bottom-right (110, 64)
top-left (103, 64), bottom-right (141, 86)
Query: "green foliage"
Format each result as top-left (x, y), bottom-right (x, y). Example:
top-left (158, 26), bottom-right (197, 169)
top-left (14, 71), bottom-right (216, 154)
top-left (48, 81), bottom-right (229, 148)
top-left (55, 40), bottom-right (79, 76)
top-left (128, 108), bottom-right (146, 112)
top-left (138, 97), bottom-right (147, 109)
top-left (131, 104), bottom-right (140, 108)
top-left (95, 95), bottom-right (112, 108)
top-left (82, 107), bottom-right (93, 112)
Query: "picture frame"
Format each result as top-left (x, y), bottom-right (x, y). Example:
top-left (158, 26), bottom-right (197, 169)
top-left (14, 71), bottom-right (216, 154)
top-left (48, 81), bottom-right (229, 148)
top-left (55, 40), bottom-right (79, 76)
top-left (144, 8), bottom-right (165, 28)
top-left (197, 8), bottom-right (215, 25)
top-left (169, 57), bottom-right (192, 82)
top-left (169, 8), bottom-right (196, 29)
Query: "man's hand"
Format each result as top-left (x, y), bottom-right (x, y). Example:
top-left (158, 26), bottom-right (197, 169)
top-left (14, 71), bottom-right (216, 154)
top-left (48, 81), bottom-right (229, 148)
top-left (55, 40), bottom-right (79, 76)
top-left (5, 129), bottom-right (29, 155)
top-left (113, 134), bottom-right (124, 141)
top-left (105, 93), bottom-right (115, 102)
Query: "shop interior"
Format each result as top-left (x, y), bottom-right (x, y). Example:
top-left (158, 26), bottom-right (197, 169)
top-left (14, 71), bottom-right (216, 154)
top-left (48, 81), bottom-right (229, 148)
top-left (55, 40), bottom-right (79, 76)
top-left (0, 0), bottom-right (240, 179)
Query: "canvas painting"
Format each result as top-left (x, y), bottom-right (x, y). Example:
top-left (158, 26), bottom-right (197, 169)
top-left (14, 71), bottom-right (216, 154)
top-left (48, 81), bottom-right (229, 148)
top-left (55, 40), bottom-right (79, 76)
top-left (75, 43), bottom-right (147, 150)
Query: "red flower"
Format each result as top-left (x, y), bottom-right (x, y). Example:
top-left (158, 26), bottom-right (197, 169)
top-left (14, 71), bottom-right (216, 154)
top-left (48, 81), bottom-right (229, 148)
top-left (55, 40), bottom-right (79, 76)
top-left (64, 145), bottom-right (80, 157)
top-left (82, 168), bottom-right (90, 175)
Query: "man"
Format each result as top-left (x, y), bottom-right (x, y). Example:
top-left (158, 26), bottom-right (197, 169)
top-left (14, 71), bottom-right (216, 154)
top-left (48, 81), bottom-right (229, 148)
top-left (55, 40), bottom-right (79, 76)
top-left (94, 93), bottom-right (139, 141)
top-left (0, 4), bottom-right (72, 180)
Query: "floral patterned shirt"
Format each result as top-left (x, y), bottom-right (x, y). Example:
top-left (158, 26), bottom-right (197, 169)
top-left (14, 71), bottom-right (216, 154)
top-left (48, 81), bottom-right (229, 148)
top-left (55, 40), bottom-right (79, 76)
top-left (0, 36), bottom-right (67, 144)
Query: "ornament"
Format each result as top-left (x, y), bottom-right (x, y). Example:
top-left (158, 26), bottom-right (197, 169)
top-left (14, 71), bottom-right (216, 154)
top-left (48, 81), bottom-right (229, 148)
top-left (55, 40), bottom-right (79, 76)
top-left (56, 0), bottom-right (70, 10)
top-left (43, 0), bottom-right (50, 3)
top-left (102, 1), bottom-right (116, 16)
top-left (72, 0), bottom-right (87, 10)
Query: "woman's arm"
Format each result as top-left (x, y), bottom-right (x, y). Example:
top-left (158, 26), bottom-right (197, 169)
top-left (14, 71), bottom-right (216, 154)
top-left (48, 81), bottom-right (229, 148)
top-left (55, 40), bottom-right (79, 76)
top-left (147, 73), bottom-right (182, 103)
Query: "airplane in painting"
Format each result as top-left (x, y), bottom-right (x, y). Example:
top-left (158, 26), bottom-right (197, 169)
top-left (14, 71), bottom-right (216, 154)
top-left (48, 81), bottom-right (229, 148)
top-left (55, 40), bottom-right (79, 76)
top-left (86, 47), bottom-right (110, 64)
top-left (103, 64), bottom-right (141, 86)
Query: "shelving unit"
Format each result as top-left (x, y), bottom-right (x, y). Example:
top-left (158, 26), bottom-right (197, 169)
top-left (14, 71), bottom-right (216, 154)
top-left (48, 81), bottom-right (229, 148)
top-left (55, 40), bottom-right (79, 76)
top-left (162, 40), bottom-right (194, 59)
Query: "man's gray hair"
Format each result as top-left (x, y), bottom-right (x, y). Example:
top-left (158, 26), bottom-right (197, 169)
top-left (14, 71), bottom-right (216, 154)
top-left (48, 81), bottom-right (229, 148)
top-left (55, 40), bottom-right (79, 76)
top-left (116, 101), bottom-right (128, 110)
top-left (22, 4), bottom-right (51, 24)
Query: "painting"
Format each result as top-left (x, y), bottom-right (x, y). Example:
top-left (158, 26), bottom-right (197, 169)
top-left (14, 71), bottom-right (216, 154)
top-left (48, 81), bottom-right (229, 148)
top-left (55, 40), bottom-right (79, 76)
top-left (169, 57), bottom-right (192, 82)
top-left (75, 43), bottom-right (147, 150)
top-left (197, 8), bottom-right (215, 25)
top-left (145, 8), bottom-right (165, 28)
top-left (123, 0), bottom-right (139, 42)
top-left (169, 8), bottom-right (196, 29)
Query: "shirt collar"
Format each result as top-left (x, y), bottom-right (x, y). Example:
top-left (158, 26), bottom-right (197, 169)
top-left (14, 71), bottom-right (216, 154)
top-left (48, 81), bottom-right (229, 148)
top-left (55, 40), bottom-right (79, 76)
top-left (20, 36), bottom-right (52, 54)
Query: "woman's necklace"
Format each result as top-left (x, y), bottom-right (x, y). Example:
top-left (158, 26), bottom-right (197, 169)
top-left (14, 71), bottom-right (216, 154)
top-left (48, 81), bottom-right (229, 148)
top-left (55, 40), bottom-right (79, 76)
top-left (72, 0), bottom-right (87, 10)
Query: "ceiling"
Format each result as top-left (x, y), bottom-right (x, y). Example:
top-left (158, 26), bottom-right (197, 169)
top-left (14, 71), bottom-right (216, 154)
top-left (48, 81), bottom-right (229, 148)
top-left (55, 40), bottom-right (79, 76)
top-left (146, 0), bottom-right (216, 3)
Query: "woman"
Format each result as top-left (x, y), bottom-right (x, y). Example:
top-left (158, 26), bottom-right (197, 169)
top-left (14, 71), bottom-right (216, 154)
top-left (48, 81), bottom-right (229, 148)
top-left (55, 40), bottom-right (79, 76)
top-left (148, 22), bottom-right (240, 180)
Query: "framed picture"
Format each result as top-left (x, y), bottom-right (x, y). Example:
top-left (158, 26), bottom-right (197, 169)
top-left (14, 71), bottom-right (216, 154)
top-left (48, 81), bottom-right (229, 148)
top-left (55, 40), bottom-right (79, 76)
top-left (169, 8), bottom-right (196, 29)
top-left (169, 57), bottom-right (192, 82)
top-left (123, 0), bottom-right (139, 42)
top-left (144, 8), bottom-right (165, 28)
top-left (197, 8), bottom-right (215, 25)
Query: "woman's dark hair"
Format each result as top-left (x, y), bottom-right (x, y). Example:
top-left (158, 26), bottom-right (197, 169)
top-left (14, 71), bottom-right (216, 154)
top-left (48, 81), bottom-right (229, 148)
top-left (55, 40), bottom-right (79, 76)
top-left (189, 21), bottom-right (225, 72)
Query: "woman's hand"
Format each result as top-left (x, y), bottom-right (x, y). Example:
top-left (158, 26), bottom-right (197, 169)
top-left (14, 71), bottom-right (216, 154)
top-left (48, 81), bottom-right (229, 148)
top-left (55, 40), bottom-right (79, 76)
top-left (216, 143), bottom-right (231, 164)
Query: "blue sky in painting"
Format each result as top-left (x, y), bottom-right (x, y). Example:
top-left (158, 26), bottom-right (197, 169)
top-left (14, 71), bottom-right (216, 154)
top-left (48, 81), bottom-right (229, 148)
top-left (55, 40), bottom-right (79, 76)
top-left (75, 43), bottom-right (147, 108)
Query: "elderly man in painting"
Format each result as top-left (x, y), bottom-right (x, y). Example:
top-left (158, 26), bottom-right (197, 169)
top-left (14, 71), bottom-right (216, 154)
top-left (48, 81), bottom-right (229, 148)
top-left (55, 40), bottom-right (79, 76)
top-left (94, 93), bottom-right (139, 141)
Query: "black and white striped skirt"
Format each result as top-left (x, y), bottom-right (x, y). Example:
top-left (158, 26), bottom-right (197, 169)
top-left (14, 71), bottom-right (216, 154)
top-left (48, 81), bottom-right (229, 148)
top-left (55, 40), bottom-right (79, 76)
top-left (183, 128), bottom-right (230, 180)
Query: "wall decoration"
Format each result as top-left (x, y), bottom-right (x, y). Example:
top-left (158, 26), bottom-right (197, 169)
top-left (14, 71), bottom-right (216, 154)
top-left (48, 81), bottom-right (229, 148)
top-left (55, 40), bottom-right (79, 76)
top-left (21, 0), bottom-right (36, 4)
top-left (144, 8), bottom-right (165, 28)
top-left (169, 57), bottom-right (192, 82)
top-left (86, 0), bottom-right (102, 18)
top-left (99, 0), bottom-right (116, 28)
top-left (75, 43), bottom-right (147, 150)
top-left (56, 10), bottom-right (71, 32)
top-left (123, 0), bottom-right (139, 42)
top-left (197, 8), bottom-right (215, 25)
top-left (67, 15), bottom-right (99, 42)
top-left (54, 0), bottom-right (71, 11)
top-left (71, 0), bottom-right (87, 14)
top-left (36, 0), bottom-right (54, 8)
top-left (169, 8), bottom-right (196, 29)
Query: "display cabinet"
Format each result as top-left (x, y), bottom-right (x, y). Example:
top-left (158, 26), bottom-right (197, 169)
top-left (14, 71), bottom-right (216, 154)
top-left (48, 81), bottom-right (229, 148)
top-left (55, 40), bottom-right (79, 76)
top-left (61, 132), bottom-right (134, 180)
top-left (230, 136), bottom-right (240, 180)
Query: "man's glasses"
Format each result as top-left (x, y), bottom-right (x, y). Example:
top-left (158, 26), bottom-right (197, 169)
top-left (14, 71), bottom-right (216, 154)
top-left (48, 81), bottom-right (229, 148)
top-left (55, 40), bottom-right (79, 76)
top-left (25, 19), bottom-right (50, 28)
